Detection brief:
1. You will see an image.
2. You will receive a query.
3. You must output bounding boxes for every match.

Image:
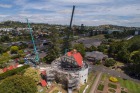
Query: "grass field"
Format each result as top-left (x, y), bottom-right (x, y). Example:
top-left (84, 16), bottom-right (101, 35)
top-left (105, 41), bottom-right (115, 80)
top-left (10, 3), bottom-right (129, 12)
top-left (117, 78), bottom-right (140, 93)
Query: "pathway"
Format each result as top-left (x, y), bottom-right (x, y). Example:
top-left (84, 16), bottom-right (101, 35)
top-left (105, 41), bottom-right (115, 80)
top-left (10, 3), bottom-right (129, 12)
top-left (90, 72), bottom-right (102, 93)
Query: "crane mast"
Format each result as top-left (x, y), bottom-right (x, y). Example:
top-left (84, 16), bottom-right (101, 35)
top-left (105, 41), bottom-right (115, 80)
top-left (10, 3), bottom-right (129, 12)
top-left (26, 19), bottom-right (39, 65)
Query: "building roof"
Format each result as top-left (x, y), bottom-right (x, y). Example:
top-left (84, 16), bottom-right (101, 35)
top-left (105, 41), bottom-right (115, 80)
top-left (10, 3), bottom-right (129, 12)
top-left (67, 50), bottom-right (83, 67)
top-left (85, 51), bottom-right (108, 60)
top-left (41, 70), bottom-right (46, 75)
top-left (2, 68), bottom-right (7, 72)
top-left (41, 80), bottom-right (47, 87)
top-left (8, 65), bottom-right (14, 70)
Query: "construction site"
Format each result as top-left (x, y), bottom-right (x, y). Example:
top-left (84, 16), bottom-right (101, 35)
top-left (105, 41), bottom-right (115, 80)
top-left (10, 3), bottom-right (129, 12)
top-left (45, 49), bottom-right (88, 93)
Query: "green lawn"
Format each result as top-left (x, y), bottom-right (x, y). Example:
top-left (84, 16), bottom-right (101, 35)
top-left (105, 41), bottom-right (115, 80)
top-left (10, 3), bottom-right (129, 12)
top-left (117, 78), bottom-right (140, 93)
top-left (97, 84), bottom-right (104, 91)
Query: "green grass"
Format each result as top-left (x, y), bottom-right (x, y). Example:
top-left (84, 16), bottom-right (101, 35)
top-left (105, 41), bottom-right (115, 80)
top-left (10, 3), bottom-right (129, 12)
top-left (108, 83), bottom-right (117, 89)
top-left (101, 74), bottom-right (108, 81)
top-left (117, 77), bottom-right (140, 93)
top-left (97, 84), bottom-right (104, 91)
top-left (52, 90), bottom-right (59, 93)
top-left (79, 84), bottom-right (87, 93)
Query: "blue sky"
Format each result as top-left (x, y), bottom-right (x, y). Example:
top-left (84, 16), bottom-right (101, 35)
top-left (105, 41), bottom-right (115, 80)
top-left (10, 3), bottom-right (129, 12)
top-left (0, 0), bottom-right (140, 26)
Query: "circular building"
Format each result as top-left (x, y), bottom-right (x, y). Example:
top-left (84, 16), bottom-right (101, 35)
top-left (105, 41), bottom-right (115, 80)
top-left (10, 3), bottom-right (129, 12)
top-left (48, 49), bottom-right (88, 91)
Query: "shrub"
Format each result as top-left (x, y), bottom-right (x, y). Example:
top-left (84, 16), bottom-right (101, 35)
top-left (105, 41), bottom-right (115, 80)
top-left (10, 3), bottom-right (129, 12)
top-left (108, 88), bottom-right (116, 93)
top-left (11, 54), bottom-right (21, 59)
top-left (109, 76), bottom-right (118, 83)
top-left (97, 84), bottom-right (104, 91)
top-left (19, 59), bottom-right (25, 64)
top-left (0, 65), bottom-right (29, 80)
top-left (108, 83), bottom-right (117, 89)
top-left (104, 58), bottom-right (116, 67)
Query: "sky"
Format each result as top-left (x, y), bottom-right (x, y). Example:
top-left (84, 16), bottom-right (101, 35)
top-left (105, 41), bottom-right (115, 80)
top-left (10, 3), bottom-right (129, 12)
top-left (0, 0), bottom-right (140, 27)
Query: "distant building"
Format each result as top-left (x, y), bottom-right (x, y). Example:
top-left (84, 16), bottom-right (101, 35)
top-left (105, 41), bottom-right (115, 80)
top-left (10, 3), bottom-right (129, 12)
top-left (135, 30), bottom-right (140, 35)
top-left (0, 28), bottom-right (14, 31)
top-left (107, 30), bottom-right (124, 34)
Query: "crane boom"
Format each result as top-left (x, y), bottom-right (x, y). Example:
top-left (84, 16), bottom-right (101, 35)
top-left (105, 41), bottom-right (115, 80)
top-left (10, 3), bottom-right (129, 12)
top-left (65, 5), bottom-right (75, 54)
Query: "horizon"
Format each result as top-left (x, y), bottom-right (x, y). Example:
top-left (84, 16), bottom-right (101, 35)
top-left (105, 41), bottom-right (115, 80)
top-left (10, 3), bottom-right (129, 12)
top-left (0, 0), bottom-right (140, 27)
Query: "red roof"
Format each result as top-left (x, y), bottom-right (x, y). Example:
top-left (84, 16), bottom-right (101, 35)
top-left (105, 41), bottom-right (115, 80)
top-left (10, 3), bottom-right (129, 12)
top-left (41, 70), bottom-right (46, 75)
top-left (67, 51), bottom-right (83, 67)
top-left (2, 68), bottom-right (7, 72)
top-left (41, 80), bottom-right (47, 87)
top-left (8, 65), bottom-right (14, 70)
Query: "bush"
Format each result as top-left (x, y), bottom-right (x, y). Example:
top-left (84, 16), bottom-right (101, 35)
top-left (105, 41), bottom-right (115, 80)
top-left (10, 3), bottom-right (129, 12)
top-left (104, 58), bottom-right (116, 67)
top-left (109, 76), bottom-right (118, 82)
top-left (108, 89), bottom-right (116, 93)
top-left (19, 59), bottom-right (25, 64)
top-left (0, 65), bottom-right (29, 80)
top-left (108, 83), bottom-right (117, 89)
top-left (11, 54), bottom-right (21, 59)
top-left (0, 75), bottom-right (37, 93)
top-left (97, 84), bottom-right (104, 91)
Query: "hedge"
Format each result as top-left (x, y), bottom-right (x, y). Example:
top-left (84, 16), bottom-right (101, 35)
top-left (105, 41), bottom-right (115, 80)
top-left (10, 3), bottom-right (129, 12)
top-left (0, 65), bottom-right (29, 80)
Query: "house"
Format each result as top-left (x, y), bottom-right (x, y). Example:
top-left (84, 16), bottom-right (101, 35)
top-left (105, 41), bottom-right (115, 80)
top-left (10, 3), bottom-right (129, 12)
top-left (85, 51), bottom-right (108, 63)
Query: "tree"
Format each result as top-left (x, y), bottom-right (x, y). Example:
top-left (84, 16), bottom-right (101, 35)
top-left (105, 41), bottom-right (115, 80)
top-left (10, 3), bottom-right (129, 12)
top-left (61, 28), bottom-right (72, 54)
top-left (98, 44), bottom-right (107, 52)
top-left (86, 45), bottom-right (97, 52)
top-left (24, 67), bottom-right (41, 84)
top-left (45, 27), bottom-right (61, 63)
top-left (73, 43), bottom-right (86, 57)
top-left (0, 35), bottom-right (10, 42)
top-left (0, 75), bottom-right (37, 93)
top-left (10, 46), bottom-right (19, 54)
top-left (104, 58), bottom-right (116, 67)
top-left (18, 50), bottom-right (24, 55)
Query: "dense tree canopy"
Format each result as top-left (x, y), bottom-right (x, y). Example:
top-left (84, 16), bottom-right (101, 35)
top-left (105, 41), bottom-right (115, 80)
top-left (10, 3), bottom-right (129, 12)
top-left (0, 75), bottom-right (37, 93)
top-left (24, 67), bottom-right (41, 84)
top-left (44, 27), bottom-right (61, 63)
top-left (108, 36), bottom-right (140, 77)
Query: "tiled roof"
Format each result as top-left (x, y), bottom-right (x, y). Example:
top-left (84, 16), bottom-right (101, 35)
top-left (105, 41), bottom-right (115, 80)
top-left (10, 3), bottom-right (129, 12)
top-left (67, 51), bottom-right (83, 67)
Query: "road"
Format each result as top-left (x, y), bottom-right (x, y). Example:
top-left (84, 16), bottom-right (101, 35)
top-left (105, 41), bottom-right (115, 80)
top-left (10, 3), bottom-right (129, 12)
top-left (90, 72), bottom-right (102, 93)
top-left (88, 65), bottom-right (140, 83)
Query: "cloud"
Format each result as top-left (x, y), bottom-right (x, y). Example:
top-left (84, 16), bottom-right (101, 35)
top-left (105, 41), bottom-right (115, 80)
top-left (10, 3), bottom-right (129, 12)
top-left (0, 4), bottom-right (12, 8)
top-left (0, 0), bottom-right (140, 27)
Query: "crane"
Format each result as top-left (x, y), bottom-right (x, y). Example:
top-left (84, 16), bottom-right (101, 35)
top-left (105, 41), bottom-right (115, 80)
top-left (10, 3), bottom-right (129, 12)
top-left (25, 18), bottom-right (39, 65)
top-left (65, 5), bottom-right (75, 54)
